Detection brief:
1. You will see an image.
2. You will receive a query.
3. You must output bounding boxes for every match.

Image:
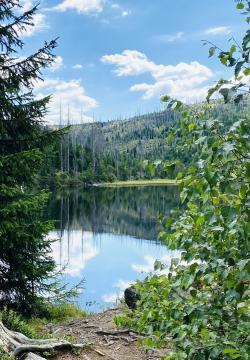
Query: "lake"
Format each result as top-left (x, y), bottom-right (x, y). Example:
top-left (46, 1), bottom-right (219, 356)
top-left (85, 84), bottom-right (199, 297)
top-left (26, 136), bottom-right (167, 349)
top-left (47, 186), bottom-right (180, 311)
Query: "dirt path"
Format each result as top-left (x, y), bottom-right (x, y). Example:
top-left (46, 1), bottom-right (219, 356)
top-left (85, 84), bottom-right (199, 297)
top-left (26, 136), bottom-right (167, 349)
top-left (49, 308), bottom-right (170, 360)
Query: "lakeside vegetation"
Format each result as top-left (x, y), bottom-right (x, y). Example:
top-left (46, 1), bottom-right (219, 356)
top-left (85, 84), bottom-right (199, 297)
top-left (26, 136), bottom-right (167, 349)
top-left (94, 179), bottom-right (179, 187)
top-left (39, 100), bottom-right (249, 189)
top-left (115, 2), bottom-right (250, 359)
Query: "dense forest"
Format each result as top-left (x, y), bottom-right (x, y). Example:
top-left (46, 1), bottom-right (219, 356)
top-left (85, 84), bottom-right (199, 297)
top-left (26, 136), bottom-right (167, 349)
top-left (40, 100), bottom-right (249, 187)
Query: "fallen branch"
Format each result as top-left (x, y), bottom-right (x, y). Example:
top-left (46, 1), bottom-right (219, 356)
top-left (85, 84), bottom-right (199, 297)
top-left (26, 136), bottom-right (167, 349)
top-left (95, 329), bottom-right (144, 337)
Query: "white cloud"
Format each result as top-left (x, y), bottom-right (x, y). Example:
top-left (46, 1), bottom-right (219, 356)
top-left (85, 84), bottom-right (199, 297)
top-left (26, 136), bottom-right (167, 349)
top-left (101, 50), bottom-right (214, 102)
top-left (102, 293), bottom-right (118, 303)
top-left (35, 78), bottom-right (98, 124)
top-left (19, 1), bottom-right (49, 37)
top-left (204, 26), bottom-right (232, 35)
top-left (157, 31), bottom-right (184, 43)
top-left (111, 3), bottom-right (120, 9)
top-left (131, 255), bottom-right (156, 273)
top-left (21, 0), bottom-right (34, 11)
top-left (73, 64), bottom-right (84, 69)
top-left (132, 252), bottom-right (181, 274)
top-left (121, 10), bottom-right (130, 17)
top-left (50, 0), bottom-right (104, 14)
top-left (102, 279), bottom-right (133, 304)
top-left (51, 231), bottom-right (99, 277)
top-left (49, 56), bottom-right (64, 72)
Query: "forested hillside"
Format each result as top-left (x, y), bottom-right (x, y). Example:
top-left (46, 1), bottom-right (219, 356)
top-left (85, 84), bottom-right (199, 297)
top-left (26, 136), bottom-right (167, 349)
top-left (40, 99), bottom-right (249, 187)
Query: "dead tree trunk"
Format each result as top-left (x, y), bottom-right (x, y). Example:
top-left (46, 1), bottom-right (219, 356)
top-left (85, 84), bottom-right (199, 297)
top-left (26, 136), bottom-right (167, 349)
top-left (0, 320), bottom-right (83, 359)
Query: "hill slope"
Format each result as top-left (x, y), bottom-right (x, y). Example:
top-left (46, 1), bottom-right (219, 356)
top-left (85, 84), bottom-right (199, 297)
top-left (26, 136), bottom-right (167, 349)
top-left (40, 100), bottom-right (249, 186)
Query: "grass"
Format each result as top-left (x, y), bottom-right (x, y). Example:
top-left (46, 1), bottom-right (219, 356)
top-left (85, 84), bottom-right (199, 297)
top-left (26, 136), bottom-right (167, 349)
top-left (42, 302), bottom-right (87, 323)
top-left (95, 179), bottom-right (179, 188)
top-left (1, 303), bottom-right (87, 339)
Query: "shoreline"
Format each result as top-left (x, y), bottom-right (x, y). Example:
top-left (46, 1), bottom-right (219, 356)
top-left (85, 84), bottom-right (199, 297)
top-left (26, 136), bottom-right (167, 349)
top-left (92, 179), bottom-right (179, 188)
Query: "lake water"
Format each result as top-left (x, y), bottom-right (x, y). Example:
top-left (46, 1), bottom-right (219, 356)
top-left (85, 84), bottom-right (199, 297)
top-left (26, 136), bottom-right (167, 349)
top-left (48, 186), bottom-right (180, 312)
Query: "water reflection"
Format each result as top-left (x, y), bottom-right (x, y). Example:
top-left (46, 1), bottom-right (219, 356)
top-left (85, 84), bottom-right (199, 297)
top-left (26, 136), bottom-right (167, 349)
top-left (47, 186), bottom-right (180, 311)
top-left (48, 186), bottom-right (179, 240)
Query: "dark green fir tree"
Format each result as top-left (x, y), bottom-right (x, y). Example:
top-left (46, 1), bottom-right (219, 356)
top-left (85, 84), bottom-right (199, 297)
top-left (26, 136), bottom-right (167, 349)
top-left (0, 0), bottom-right (59, 314)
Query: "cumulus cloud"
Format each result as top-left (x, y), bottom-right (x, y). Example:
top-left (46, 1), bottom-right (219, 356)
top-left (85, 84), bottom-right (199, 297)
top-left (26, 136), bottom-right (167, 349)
top-left (101, 50), bottom-right (214, 102)
top-left (102, 279), bottom-right (133, 304)
top-left (204, 26), bottom-right (232, 35)
top-left (49, 0), bottom-right (104, 15)
top-left (132, 251), bottom-right (181, 274)
top-left (21, 0), bottom-right (34, 11)
top-left (157, 31), bottom-right (184, 43)
top-left (73, 64), bottom-right (84, 69)
top-left (23, 13), bottom-right (49, 37)
top-left (35, 78), bottom-right (98, 124)
top-left (131, 255), bottom-right (156, 273)
top-left (111, 3), bottom-right (120, 9)
top-left (121, 10), bottom-right (130, 17)
top-left (102, 293), bottom-right (118, 303)
top-left (51, 230), bottom-right (99, 277)
top-left (49, 56), bottom-right (64, 72)
top-left (20, 1), bottom-right (49, 37)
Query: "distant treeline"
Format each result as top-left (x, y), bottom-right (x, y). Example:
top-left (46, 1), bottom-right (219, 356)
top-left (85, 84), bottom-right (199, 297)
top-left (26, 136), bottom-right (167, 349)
top-left (39, 99), bottom-right (249, 188)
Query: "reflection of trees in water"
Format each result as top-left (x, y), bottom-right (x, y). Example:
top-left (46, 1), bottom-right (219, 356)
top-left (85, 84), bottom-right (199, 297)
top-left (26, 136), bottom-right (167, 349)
top-left (47, 186), bottom-right (179, 240)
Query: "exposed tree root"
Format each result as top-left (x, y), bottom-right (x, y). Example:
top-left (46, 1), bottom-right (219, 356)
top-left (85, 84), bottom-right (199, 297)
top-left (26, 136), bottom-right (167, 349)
top-left (95, 328), bottom-right (145, 337)
top-left (0, 321), bottom-right (84, 359)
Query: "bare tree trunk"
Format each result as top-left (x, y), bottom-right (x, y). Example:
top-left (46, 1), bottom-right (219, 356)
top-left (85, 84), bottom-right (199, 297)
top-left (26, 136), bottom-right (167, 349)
top-left (0, 320), bottom-right (83, 359)
top-left (67, 105), bottom-right (71, 174)
top-left (59, 102), bottom-right (64, 173)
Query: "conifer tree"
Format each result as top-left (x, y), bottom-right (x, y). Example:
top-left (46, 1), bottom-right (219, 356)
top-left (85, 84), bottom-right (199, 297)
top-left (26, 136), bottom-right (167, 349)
top-left (0, 0), bottom-right (58, 314)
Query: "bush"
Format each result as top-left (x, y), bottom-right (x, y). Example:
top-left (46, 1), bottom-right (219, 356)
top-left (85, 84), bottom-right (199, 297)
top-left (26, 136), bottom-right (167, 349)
top-left (1, 307), bottom-right (38, 339)
top-left (1, 303), bottom-right (86, 341)
top-left (120, 2), bottom-right (250, 359)
top-left (42, 302), bottom-right (86, 323)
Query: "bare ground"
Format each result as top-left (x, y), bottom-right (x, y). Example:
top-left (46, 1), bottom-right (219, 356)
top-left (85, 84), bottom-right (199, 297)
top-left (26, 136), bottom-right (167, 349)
top-left (47, 308), bottom-right (170, 360)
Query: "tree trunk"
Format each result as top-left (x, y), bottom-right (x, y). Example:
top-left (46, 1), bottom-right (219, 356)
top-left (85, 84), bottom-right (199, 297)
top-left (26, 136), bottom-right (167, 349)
top-left (0, 320), bottom-right (83, 359)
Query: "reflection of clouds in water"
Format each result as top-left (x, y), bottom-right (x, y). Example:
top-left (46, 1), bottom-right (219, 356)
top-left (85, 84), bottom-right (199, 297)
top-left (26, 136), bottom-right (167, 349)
top-left (102, 279), bottom-right (133, 304)
top-left (102, 252), bottom-right (182, 304)
top-left (131, 251), bottom-right (181, 273)
top-left (51, 230), bottom-right (99, 277)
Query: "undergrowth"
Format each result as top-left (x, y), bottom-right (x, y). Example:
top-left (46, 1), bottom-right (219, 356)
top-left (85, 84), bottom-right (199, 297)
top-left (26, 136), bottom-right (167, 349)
top-left (1, 302), bottom-right (87, 339)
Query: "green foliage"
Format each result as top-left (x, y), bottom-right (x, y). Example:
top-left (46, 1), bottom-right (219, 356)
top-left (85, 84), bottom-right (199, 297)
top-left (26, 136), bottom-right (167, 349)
top-left (0, 348), bottom-right (14, 360)
top-left (121, 2), bottom-right (250, 359)
top-left (0, 0), bottom-right (62, 314)
top-left (40, 102), bottom-right (250, 187)
top-left (0, 303), bottom-right (86, 344)
top-left (41, 302), bottom-right (86, 323)
top-left (203, 1), bottom-right (250, 104)
top-left (1, 307), bottom-right (39, 338)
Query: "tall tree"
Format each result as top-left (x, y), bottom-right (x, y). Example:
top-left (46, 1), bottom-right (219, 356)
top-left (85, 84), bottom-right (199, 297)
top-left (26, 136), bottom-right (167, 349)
top-left (0, 0), bottom-right (58, 314)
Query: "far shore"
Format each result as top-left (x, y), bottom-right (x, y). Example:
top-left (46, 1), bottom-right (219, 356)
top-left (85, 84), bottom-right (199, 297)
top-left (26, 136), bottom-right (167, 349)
top-left (92, 179), bottom-right (179, 188)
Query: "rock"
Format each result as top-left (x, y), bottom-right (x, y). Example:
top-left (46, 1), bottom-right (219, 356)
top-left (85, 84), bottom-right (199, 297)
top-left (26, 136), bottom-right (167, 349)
top-left (124, 286), bottom-right (140, 310)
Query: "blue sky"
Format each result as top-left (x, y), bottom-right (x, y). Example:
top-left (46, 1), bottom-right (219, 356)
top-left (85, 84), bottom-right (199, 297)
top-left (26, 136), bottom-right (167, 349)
top-left (20, 0), bottom-right (247, 124)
